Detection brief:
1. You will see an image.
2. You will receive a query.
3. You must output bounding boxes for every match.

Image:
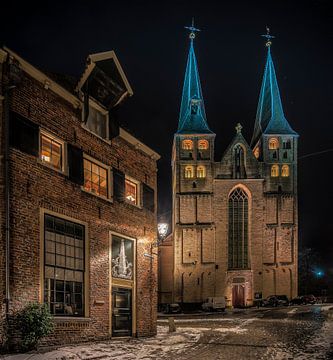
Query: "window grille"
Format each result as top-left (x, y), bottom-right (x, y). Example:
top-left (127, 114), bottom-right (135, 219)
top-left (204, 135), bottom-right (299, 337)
top-left (40, 133), bottom-right (63, 170)
top-left (125, 178), bottom-right (138, 205)
top-left (228, 188), bottom-right (249, 269)
top-left (83, 158), bottom-right (108, 198)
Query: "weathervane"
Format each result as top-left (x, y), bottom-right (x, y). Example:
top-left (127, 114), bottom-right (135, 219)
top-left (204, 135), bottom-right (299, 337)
top-left (261, 26), bottom-right (275, 47)
top-left (184, 17), bottom-right (201, 40)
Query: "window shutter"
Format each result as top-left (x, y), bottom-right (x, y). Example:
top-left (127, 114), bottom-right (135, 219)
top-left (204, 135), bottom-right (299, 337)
top-left (9, 112), bottom-right (39, 156)
top-left (108, 108), bottom-right (120, 139)
top-left (142, 184), bottom-right (155, 212)
top-left (67, 144), bottom-right (84, 185)
top-left (113, 169), bottom-right (125, 201)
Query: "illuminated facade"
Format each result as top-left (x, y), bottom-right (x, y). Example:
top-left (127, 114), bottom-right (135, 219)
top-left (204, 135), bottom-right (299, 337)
top-left (161, 29), bottom-right (299, 307)
top-left (0, 47), bottom-right (159, 347)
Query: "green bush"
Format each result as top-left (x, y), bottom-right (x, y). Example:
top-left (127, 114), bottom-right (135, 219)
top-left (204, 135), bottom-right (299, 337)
top-left (18, 302), bottom-right (54, 351)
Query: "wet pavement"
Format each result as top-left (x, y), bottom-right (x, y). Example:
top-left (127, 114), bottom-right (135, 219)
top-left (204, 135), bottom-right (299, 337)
top-left (2, 305), bottom-right (333, 359)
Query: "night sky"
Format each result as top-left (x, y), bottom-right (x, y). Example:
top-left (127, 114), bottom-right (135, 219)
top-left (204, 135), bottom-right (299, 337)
top-left (1, 0), bottom-right (332, 272)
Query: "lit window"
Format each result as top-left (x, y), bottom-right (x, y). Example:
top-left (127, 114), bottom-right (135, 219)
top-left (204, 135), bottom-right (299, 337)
top-left (253, 147), bottom-right (260, 159)
top-left (44, 214), bottom-right (85, 316)
top-left (269, 138), bottom-right (279, 150)
top-left (40, 133), bottom-right (63, 170)
top-left (197, 165), bottom-right (206, 178)
top-left (83, 158), bottom-right (108, 198)
top-left (86, 105), bottom-right (108, 139)
top-left (198, 139), bottom-right (209, 150)
top-left (182, 139), bottom-right (193, 150)
top-left (281, 165), bottom-right (290, 177)
top-left (125, 178), bottom-right (138, 205)
top-left (271, 165), bottom-right (279, 177)
top-left (184, 166), bottom-right (194, 178)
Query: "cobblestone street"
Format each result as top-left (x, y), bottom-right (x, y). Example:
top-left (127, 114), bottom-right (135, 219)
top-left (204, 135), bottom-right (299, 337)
top-left (2, 305), bottom-right (333, 360)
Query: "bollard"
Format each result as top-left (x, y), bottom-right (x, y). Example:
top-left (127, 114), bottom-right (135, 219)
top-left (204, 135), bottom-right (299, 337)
top-left (168, 316), bottom-right (176, 333)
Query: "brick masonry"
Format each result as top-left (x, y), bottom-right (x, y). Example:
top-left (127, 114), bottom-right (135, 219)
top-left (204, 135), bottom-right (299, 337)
top-left (0, 50), bottom-right (159, 347)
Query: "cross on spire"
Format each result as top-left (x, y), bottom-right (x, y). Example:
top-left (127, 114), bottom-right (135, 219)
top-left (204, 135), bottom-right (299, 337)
top-left (184, 18), bottom-right (201, 40)
top-left (261, 26), bottom-right (275, 47)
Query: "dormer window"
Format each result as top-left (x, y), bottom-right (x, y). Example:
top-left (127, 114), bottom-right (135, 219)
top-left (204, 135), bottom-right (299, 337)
top-left (85, 103), bottom-right (108, 139)
top-left (268, 138), bottom-right (279, 150)
top-left (182, 139), bottom-right (193, 150)
top-left (190, 98), bottom-right (201, 115)
top-left (198, 139), bottom-right (209, 150)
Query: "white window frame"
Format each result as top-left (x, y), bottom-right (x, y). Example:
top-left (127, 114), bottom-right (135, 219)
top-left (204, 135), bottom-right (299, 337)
top-left (124, 175), bottom-right (141, 208)
top-left (39, 129), bottom-right (66, 174)
top-left (82, 154), bottom-right (112, 201)
top-left (81, 99), bottom-right (110, 142)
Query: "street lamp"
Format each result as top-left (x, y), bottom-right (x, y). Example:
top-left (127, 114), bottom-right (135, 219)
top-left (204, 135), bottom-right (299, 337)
top-left (158, 223), bottom-right (169, 241)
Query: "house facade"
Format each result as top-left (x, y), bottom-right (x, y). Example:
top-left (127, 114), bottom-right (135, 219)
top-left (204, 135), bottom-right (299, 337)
top-left (159, 30), bottom-right (298, 308)
top-left (0, 47), bottom-right (159, 347)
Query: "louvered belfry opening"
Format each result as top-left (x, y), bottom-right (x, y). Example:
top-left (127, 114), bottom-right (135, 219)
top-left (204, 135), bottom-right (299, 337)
top-left (228, 188), bottom-right (249, 269)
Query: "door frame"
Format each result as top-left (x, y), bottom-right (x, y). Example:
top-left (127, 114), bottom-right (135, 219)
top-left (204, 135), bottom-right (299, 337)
top-left (109, 231), bottom-right (136, 337)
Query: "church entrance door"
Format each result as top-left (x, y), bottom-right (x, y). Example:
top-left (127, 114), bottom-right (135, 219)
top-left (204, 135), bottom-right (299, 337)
top-left (232, 284), bottom-right (245, 308)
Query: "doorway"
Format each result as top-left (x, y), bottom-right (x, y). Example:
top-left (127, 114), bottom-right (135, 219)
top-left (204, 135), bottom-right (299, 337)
top-left (112, 287), bottom-right (132, 337)
top-left (232, 284), bottom-right (245, 308)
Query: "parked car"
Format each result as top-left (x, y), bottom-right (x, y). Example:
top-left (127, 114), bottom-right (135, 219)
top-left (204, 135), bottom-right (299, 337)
top-left (163, 303), bottom-right (182, 314)
top-left (289, 296), bottom-right (304, 305)
top-left (302, 294), bottom-right (316, 305)
top-left (261, 295), bottom-right (289, 307)
top-left (202, 297), bottom-right (226, 312)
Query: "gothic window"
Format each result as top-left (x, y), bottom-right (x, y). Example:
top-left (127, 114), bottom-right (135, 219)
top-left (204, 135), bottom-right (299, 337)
top-left (198, 139), bottom-right (209, 150)
top-left (282, 139), bottom-right (292, 149)
top-left (234, 145), bottom-right (246, 179)
top-left (228, 188), bottom-right (249, 269)
top-left (190, 98), bottom-right (200, 114)
top-left (184, 165), bottom-right (194, 178)
top-left (182, 139), bottom-right (193, 150)
top-left (269, 138), bottom-right (279, 150)
top-left (44, 214), bottom-right (85, 316)
top-left (196, 165), bottom-right (206, 178)
top-left (271, 165), bottom-right (279, 177)
top-left (253, 147), bottom-right (260, 159)
top-left (281, 165), bottom-right (290, 177)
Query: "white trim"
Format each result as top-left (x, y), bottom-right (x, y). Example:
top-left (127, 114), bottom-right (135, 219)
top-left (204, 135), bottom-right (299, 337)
top-left (4, 47), bottom-right (80, 108)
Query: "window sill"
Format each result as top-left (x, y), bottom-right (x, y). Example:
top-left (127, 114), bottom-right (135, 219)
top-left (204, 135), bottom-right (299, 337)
top-left (53, 316), bottom-right (92, 322)
top-left (81, 187), bottom-right (113, 204)
top-left (124, 199), bottom-right (142, 209)
top-left (37, 159), bottom-right (67, 176)
top-left (81, 124), bottom-right (112, 145)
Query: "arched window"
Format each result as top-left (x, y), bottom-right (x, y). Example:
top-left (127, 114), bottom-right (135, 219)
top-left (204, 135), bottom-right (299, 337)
top-left (281, 165), bottom-right (289, 177)
top-left (198, 139), bottom-right (209, 150)
top-left (271, 165), bottom-right (279, 177)
top-left (253, 147), bottom-right (260, 159)
top-left (184, 166), bottom-right (194, 178)
top-left (228, 188), bottom-right (249, 269)
top-left (182, 139), bottom-right (193, 150)
top-left (269, 138), bottom-right (279, 150)
top-left (196, 165), bottom-right (206, 178)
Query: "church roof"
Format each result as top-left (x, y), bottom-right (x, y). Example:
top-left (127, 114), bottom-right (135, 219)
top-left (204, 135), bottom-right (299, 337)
top-left (177, 35), bottom-right (213, 134)
top-left (251, 45), bottom-right (298, 146)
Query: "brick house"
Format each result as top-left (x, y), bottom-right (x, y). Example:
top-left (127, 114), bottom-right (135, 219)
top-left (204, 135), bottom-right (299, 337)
top-left (159, 31), bottom-right (298, 308)
top-left (0, 46), bottom-right (160, 347)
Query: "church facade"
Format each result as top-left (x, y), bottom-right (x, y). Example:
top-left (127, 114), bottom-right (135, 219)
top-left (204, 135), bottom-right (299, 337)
top-left (163, 29), bottom-right (298, 308)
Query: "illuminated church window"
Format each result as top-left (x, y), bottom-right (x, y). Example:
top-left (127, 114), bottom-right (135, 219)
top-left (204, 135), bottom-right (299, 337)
top-left (125, 178), bottom-right (138, 205)
top-left (182, 139), bottom-right (193, 150)
top-left (198, 139), bottom-right (209, 150)
top-left (271, 165), bottom-right (279, 177)
top-left (196, 165), bottom-right (206, 178)
top-left (184, 166), bottom-right (194, 178)
top-left (253, 147), bottom-right (260, 159)
top-left (281, 165), bottom-right (290, 177)
top-left (269, 138), bottom-right (279, 150)
top-left (40, 133), bottom-right (63, 171)
top-left (228, 188), bottom-right (249, 269)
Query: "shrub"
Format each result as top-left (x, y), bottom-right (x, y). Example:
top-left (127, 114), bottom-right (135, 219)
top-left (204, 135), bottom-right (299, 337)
top-left (18, 302), bottom-right (54, 351)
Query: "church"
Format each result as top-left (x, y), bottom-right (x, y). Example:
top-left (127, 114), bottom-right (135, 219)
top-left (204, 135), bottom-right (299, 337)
top-left (158, 27), bottom-right (298, 308)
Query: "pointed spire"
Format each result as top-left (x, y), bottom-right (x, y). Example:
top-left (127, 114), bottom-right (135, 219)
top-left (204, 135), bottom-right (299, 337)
top-left (177, 20), bottom-right (212, 134)
top-left (251, 29), bottom-right (297, 146)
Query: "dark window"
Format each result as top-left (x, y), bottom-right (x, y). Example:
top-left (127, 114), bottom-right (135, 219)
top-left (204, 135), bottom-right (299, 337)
top-left (283, 139), bottom-right (292, 149)
top-left (233, 145), bottom-right (246, 179)
top-left (228, 188), bottom-right (249, 269)
top-left (44, 215), bottom-right (85, 316)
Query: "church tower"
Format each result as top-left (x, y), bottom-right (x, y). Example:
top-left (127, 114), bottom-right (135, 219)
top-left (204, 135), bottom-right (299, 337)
top-left (251, 32), bottom-right (298, 298)
top-left (172, 22), bottom-right (216, 304)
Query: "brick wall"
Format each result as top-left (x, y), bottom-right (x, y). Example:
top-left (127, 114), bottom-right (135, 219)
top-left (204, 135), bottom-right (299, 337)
top-left (0, 66), bottom-right (158, 347)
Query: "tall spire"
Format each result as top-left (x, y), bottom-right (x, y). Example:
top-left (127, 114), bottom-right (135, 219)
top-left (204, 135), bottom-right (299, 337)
top-left (177, 19), bottom-right (212, 134)
top-left (251, 28), bottom-right (297, 146)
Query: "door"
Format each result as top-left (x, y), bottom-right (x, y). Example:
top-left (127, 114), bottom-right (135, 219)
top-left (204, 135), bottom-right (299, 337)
top-left (112, 287), bottom-right (132, 337)
top-left (232, 285), bottom-right (245, 308)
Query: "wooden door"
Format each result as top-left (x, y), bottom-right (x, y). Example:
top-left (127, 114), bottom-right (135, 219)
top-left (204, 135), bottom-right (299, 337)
top-left (232, 285), bottom-right (245, 308)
